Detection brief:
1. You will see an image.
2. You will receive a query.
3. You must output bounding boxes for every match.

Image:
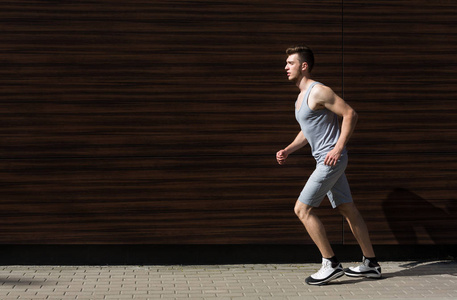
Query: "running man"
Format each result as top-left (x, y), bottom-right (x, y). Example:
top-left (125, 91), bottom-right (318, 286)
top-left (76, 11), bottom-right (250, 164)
top-left (276, 44), bottom-right (381, 285)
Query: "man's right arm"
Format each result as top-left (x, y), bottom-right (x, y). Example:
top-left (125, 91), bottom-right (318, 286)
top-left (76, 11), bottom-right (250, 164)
top-left (276, 131), bottom-right (308, 165)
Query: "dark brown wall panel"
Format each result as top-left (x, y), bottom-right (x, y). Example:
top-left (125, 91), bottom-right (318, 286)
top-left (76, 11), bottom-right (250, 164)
top-left (343, 1), bottom-right (457, 244)
top-left (0, 1), bottom-right (343, 244)
top-left (0, 157), bottom-right (342, 244)
top-left (0, 0), bottom-right (342, 159)
top-left (5, 0), bottom-right (455, 247)
top-left (345, 154), bottom-right (457, 245)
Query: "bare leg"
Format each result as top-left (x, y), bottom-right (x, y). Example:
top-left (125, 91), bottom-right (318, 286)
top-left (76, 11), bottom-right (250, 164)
top-left (337, 202), bottom-right (375, 257)
top-left (295, 200), bottom-right (334, 258)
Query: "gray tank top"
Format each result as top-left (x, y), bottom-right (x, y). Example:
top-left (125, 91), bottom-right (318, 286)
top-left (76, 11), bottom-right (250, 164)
top-left (295, 82), bottom-right (346, 162)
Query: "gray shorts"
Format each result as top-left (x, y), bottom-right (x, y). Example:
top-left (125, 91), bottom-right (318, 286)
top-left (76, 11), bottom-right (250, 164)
top-left (298, 153), bottom-right (353, 208)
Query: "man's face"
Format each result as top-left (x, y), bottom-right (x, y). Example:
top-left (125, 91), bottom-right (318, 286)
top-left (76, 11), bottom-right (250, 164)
top-left (285, 53), bottom-right (303, 82)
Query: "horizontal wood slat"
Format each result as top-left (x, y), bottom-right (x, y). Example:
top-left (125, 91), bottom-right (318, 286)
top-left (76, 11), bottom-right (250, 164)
top-left (0, 156), bottom-right (341, 244)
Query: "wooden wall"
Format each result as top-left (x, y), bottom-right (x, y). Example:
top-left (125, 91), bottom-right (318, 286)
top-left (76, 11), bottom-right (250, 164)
top-left (0, 0), bottom-right (456, 246)
top-left (343, 0), bottom-right (457, 245)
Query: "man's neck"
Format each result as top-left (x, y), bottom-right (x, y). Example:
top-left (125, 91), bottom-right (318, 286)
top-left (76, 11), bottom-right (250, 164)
top-left (296, 74), bottom-right (311, 92)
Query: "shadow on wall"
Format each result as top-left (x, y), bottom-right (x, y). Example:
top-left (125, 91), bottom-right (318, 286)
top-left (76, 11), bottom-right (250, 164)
top-left (383, 188), bottom-right (457, 244)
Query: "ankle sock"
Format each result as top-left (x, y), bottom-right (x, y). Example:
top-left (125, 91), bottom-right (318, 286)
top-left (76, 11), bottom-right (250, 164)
top-left (325, 256), bottom-right (340, 268)
top-left (364, 256), bottom-right (380, 267)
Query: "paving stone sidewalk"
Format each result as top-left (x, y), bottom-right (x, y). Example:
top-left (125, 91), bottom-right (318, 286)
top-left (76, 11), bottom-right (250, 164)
top-left (1, 260), bottom-right (456, 299)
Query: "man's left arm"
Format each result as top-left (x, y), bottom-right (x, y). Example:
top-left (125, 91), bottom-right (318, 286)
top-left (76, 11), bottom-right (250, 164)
top-left (317, 86), bottom-right (358, 166)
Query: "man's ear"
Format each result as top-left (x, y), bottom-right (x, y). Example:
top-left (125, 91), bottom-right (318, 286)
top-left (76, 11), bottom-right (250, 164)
top-left (301, 62), bottom-right (308, 72)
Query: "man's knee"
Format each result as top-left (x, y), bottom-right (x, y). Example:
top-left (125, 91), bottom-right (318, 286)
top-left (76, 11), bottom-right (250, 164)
top-left (294, 201), bottom-right (314, 220)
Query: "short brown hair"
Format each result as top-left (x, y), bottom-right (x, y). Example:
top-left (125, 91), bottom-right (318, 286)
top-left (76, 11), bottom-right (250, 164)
top-left (286, 44), bottom-right (314, 72)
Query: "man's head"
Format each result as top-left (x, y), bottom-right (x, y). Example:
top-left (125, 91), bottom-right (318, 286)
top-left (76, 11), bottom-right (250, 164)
top-left (285, 44), bottom-right (314, 82)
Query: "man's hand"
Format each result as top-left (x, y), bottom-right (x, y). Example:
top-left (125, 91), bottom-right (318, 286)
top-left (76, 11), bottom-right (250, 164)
top-left (324, 148), bottom-right (342, 166)
top-left (276, 149), bottom-right (288, 165)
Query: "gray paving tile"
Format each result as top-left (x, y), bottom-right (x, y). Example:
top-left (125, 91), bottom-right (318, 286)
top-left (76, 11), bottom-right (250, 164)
top-left (0, 261), bottom-right (456, 299)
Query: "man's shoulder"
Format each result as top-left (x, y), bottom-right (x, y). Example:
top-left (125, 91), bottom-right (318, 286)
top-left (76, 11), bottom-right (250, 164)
top-left (310, 83), bottom-right (335, 105)
top-left (313, 83), bottom-right (333, 96)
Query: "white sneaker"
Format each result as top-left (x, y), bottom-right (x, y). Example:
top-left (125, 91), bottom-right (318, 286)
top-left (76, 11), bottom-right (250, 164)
top-left (305, 258), bottom-right (344, 285)
top-left (344, 257), bottom-right (382, 278)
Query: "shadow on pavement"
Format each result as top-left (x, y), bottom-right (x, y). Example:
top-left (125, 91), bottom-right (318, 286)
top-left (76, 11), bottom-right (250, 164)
top-left (384, 260), bottom-right (457, 277)
top-left (0, 277), bottom-right (54, 286)
top-left (329, 260), bottom-right (457, 285)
